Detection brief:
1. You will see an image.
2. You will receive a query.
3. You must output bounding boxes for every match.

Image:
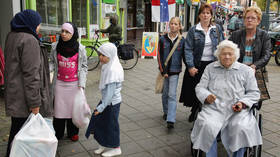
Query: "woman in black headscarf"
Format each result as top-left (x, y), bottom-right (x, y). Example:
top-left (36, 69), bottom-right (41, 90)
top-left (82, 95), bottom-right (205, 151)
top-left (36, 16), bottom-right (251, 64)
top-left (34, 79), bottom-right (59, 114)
top-left (49, 22), bottom-right (88, 141)
top-left (4, 9), bottom-right (53, 157)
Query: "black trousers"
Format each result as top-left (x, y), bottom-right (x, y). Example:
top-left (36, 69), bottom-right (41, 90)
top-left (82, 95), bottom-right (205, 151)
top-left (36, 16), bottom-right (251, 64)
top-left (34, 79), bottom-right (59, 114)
top-left (53, 117), bottom-right (79, 139)
top-left (6, 117), bottom-right (28, 157)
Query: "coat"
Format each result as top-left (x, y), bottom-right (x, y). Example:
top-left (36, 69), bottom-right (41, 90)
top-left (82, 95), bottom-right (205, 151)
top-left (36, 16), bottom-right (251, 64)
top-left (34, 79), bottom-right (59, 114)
top-left (4, 32), bottom-right (53, 118)
top-left (191, 61), bottom-right (262, 153)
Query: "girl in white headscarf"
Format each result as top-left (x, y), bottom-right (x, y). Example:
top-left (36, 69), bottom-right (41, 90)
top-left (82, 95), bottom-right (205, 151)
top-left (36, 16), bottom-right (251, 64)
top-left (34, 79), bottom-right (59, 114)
top-left (88, 42), bottom-right (124, 157)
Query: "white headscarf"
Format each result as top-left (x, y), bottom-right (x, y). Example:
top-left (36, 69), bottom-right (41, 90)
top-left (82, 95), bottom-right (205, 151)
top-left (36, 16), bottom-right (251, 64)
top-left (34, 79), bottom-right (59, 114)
top-left (98, 43), bottom-right (124, 90)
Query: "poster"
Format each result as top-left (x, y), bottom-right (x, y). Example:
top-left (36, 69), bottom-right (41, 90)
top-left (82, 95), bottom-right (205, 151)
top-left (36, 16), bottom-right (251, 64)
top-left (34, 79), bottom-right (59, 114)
top-left (89, 24), bottom-right (99, 39)
top-left (141, 32), bottom-right (159, 57)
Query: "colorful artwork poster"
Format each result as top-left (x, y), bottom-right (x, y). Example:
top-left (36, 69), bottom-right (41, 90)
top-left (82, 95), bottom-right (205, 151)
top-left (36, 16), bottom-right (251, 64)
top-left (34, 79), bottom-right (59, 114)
top-left (141, 32), bottom-right (159, 57)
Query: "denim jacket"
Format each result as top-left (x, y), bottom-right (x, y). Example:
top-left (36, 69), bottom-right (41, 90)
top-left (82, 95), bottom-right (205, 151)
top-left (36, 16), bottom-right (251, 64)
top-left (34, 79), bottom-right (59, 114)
top-left (185, 24), bottom-right (225, 68)
top-left (157, 34), bottom-right (187, 75)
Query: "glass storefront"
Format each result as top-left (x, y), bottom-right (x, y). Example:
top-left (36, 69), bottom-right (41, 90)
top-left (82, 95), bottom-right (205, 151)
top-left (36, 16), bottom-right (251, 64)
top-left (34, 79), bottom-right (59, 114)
top-left (35, 0), bottom-right (98, 42)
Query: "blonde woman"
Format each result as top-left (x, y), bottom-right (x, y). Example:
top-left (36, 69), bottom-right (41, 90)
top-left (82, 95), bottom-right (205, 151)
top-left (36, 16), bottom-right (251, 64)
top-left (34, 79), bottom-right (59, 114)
top-left (157, 17), bottom-right (187, 129)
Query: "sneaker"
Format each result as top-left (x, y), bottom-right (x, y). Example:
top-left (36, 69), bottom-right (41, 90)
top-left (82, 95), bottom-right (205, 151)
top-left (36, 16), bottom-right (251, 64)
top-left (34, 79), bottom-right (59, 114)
top-left (167, 122), bottom-right (174, 129)
top-left (94, 145), bottom-right (105, 154)
top-left (163, 114), bottom-right (167, 121)
top-left (70, 135), bottom-right (79, 142)
top-left (102, 147), bottom-right (122, 157)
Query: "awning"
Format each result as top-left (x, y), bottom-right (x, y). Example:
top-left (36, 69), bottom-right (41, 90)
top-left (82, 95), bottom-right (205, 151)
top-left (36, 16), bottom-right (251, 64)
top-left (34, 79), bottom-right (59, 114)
top-left (103, 0), bottom-right (115, 4)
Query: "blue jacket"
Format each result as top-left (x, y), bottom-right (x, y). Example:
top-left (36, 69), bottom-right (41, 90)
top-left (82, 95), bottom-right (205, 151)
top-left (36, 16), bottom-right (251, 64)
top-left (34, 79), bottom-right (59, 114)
top-left (185, 24), bottom-right (225, 68)
top-left (158, 34), bottom-right (187, 74)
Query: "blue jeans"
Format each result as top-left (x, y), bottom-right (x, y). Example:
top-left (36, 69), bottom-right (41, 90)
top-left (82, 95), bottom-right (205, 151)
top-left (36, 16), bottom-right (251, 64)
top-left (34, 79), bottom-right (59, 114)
top-left (162, 74), bottom-right (179, 123)
top-left (206, 139), bottom-right (246, 157)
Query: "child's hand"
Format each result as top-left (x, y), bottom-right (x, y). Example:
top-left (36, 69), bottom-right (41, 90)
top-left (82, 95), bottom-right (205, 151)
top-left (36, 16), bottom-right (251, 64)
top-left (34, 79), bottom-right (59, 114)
top-left (94, 109), bottom-right (99, 116)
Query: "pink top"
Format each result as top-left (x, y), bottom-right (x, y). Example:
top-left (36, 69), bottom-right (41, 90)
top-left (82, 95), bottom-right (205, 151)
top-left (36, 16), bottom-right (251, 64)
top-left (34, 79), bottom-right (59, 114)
top-left (57, 53), bottom-right (78, 82)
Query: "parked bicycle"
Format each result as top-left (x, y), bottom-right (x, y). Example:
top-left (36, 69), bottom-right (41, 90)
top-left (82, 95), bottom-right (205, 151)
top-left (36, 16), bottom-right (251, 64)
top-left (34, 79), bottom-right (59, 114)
top-left (86, 31), bottom-right (139, 71)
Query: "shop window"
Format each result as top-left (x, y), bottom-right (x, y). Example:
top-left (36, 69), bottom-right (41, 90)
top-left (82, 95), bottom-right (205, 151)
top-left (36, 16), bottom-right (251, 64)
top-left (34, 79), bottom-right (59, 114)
top-left (127, 0), bottom-right (145, 28)
top-left (36, 0), bottom-right (68, 25)
top-left (72, 0), bottom-right (87, 38)
top-left (36, 0), bottom-right (68, 42)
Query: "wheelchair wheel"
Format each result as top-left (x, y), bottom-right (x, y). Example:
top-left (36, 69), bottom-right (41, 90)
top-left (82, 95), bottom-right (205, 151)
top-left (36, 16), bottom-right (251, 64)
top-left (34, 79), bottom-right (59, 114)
top-left (86, 46), bottom-right (100, 71)
top-left (119, 48), bottom-right (139, 70)
top-left (191, 142), bottom-right (205, 157)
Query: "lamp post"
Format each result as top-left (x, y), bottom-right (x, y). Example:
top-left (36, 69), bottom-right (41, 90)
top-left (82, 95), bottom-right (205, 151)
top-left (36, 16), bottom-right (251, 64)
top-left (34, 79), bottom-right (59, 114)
top-left (248, 0), bottom-right (251, 7)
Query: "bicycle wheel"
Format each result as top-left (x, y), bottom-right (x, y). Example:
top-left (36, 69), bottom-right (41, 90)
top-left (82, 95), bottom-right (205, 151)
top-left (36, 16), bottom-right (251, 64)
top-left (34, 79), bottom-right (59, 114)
top-left (86, 46), bottom-right (100, 71)
top-left (119, 48), bottom-right (139, 70)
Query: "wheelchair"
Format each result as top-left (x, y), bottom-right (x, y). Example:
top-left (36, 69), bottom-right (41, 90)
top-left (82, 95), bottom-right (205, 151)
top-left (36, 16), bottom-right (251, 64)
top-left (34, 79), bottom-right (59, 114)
top-left (190, 102), bottom-right (263, 157)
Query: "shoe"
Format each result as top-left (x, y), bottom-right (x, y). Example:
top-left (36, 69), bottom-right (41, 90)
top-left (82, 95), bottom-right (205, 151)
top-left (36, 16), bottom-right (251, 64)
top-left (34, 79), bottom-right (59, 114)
top-left (102, 147), bottom-right (122, 157)
top-left (163, 114), bottom-right (167, 121)
top-left (167, 122), bottom-right (174, 129)
top-left (94, 145), bottom-right (105, 154)
top-left (70, 135), bottom-right (79, 141)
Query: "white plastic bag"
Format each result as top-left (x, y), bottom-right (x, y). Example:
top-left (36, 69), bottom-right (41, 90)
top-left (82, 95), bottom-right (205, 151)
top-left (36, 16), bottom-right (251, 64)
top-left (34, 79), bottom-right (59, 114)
top-left (10, 113), bottom-right (58, 157)
top-left (72, 88), bottom-right (91, 128)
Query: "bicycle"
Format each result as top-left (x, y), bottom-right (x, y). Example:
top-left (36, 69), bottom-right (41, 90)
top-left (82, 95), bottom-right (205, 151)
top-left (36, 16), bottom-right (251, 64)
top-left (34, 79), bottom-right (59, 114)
top-left (86, 31), bottom-right (139, 71)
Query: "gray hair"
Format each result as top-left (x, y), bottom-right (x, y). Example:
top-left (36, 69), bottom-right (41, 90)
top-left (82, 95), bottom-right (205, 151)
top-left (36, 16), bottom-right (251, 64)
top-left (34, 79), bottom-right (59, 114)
top-left (214, 40), bottom-right (240, 61)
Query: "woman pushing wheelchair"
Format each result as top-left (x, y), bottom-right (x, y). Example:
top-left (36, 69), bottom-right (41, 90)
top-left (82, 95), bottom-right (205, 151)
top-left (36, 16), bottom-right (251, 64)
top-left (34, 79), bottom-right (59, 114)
top-left (191, 40), bottom-right (262, 157)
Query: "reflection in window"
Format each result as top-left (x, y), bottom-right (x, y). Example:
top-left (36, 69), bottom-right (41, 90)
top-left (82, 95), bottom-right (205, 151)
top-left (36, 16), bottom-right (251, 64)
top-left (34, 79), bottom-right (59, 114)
top-left (36, 0), bottom-right (68, 26)
top-left (72, 0), bottom-right (87, 38)
top-left (90, 0), bottom-right (98, 24)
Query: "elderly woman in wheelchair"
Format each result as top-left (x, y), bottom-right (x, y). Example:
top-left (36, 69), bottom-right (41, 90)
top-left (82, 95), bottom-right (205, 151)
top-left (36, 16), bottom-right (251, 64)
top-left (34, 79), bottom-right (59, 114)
top-left (191, 40), bottom-right (262, 157)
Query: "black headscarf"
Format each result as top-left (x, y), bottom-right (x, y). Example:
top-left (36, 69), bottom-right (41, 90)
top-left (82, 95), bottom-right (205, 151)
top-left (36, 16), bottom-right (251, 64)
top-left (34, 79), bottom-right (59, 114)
top-left (56, 22), bottom-right (79, 58)
top-left (10, 9), bottom-right (42, 40)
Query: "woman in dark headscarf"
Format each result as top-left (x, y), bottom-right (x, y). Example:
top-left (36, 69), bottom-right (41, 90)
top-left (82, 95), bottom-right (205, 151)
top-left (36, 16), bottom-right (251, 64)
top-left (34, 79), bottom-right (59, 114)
top-left (49, 22), bottom-right (88, 141)
top-left (4, 9), bottom-right (53, 157)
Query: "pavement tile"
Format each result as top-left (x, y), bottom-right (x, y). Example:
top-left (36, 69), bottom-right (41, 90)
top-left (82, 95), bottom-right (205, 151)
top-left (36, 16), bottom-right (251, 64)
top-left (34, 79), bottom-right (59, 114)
top-left (135, 119), bottom-right (162, 128)
top-left (263, 133), bottom-right (280, 145)
top-left (136, 137), bottom-right (166, 151)
top-left (170, 142), bottom-right (191, 156)
top-left (149, 146), bottom-right (181, 157)
top-left (261, 151), bottom-right (277, 157)
top-left (124, 151), bottom-right (153, 157)
top-left (120, 141), bottom-right (145, 155)
top-left (265, 146), bottom-right (280, 157)
top-left (158, 134), bottom-right (186, 145)
top-left (126, 129), bottom-right (153, 141)
top-left (145, 126), bottom-right (170, 137)
top-left (262, 128), bottom-right (273, 136)
top-left (120, 132), bottom-right (133, 144)
top-left (124, 112), bottom-right (150, 122)
top-left (57, 142), bottom-right (86, 157)
top-left (67, 152), bottom-right (91, 157)
top-left (263, 121), bottom-right (280, 132)
top-left (262, 138), bottom-right (278, 150)
top-left (119, 122), bottom-right (141, 132)
top-left (80, 138), bottom-right (99, 151)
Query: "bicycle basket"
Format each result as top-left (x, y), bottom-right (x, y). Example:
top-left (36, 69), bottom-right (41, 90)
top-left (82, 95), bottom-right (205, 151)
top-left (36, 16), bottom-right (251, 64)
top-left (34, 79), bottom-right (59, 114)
top-left (118, 44), bottom-right (134, 60)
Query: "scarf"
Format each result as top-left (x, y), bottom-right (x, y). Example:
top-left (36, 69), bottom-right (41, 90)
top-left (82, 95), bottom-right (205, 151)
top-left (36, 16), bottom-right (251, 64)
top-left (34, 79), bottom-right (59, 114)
top-left (10, 9), bottom-right (42, 40)
top-left (98, 43), bottom-right (124, 90)
top-left (56, 22), bottom-right (79, 58)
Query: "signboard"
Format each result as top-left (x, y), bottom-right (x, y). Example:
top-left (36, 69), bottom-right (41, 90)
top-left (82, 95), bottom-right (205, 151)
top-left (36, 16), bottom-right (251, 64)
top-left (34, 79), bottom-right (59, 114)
top-left (141, 32), bottom-right (159, 57)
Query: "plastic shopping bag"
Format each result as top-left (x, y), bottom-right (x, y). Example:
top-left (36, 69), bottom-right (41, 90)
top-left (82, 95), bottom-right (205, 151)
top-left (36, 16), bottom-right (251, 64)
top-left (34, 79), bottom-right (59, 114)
top-left (72, 88), bottom-right (91, 128)
top-left (10, 113), bottom-right (58, 157)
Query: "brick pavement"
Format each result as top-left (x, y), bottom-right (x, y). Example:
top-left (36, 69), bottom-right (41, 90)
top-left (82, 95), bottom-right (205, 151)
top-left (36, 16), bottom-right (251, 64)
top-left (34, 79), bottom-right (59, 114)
top-left (0, 58), bottom-right (280, 157)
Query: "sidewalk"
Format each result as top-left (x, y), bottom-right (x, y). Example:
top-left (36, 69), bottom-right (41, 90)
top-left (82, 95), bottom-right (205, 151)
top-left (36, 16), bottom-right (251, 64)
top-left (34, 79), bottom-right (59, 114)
top-left (1, 58), bottom-right (280, 157)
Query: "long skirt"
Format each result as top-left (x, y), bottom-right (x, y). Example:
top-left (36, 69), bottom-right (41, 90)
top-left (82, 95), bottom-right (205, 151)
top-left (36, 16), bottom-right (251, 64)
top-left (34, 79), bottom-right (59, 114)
top-left (86, 102), bottom-right (121, 148)
top-left (179, 61), bottom-right (212, 107)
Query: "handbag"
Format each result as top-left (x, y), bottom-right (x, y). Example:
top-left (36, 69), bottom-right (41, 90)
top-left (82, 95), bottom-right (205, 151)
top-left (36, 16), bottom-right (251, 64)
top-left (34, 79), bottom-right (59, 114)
top-left (255, 68), bottom-right (270, 101)
top-left (155, 35), bottom-right (182, 94)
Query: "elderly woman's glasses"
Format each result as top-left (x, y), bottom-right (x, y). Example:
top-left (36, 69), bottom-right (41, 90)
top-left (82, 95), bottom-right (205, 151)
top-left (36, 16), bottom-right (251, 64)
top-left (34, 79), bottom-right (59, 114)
top-left (245, 16), bottom-right (257, 21)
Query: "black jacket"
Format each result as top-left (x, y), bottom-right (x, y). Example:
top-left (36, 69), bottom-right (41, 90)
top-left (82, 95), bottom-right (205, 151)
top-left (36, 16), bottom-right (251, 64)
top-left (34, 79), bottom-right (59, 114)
top-left (229, 28), bottom-right (272, 69)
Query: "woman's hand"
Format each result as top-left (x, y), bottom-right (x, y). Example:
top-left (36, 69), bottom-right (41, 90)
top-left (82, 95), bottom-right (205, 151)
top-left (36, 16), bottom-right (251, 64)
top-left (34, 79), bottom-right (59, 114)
top-left (188, 67), bottom-right (198, 77)
top-left (205, 94), bottom-right (216, 104)
top-left (250, 64), bottom-right (256, 73)
top-left (232, 102), bottom-right (242, 112)
top-left (30, 107), bottom-right (40, 115)
top-left (163, 74), bottom-right (168, 78)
